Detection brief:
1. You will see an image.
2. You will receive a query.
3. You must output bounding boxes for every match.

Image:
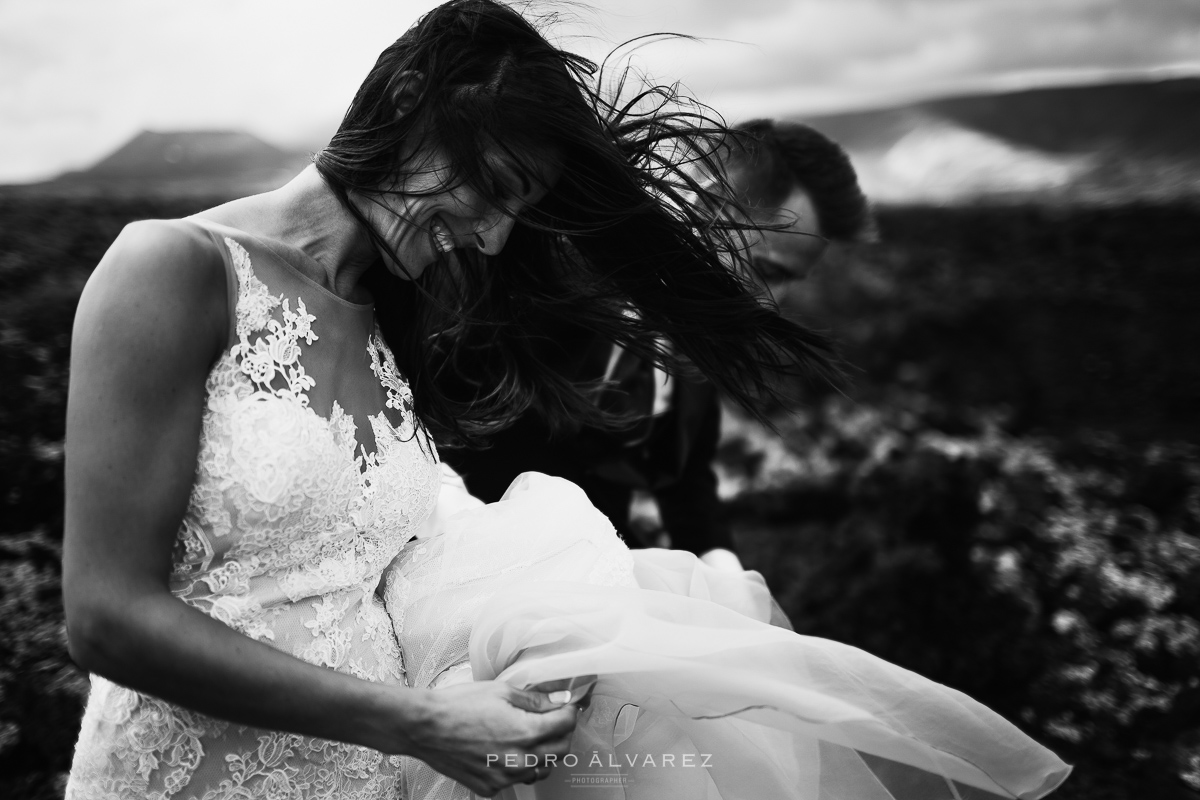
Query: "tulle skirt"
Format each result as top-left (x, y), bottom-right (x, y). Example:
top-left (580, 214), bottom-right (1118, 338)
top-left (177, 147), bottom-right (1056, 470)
top-left (382, 472), bottom-right (1070, 800)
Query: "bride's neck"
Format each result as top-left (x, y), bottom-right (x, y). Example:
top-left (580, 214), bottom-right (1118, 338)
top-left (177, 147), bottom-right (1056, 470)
top-left (244, 165), bottom-right (379, 302)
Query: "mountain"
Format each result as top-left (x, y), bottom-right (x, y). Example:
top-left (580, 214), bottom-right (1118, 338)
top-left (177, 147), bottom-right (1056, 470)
top-left (10, 76), bottom-right (1200, 203)
top-left (792, 77), bottom-right (1200, 204)
top-left (31, 130), bottom-right (312, 196)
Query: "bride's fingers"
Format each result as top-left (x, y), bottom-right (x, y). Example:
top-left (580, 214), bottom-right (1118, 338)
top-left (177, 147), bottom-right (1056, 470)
top-left (573, 678), bottom-right (597, 711)
top-left (525, 710), bottom-right (578, 755)
top-left (516, 761), bottom-right (557, 785)
top-left (506, 684), bottom-right (574, 713)
top-left (528, 733), bottom-right (574, 765)
top-left (529, 674), bottom-right (597, 701)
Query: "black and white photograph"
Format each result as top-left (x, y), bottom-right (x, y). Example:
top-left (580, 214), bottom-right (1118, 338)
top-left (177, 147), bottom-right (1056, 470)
top-left (2, 1), bottom-right (1198, 798)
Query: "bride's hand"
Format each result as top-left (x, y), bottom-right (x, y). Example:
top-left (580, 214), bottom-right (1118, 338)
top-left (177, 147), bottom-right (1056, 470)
top-left (397, 680), bottom-right (579, 797)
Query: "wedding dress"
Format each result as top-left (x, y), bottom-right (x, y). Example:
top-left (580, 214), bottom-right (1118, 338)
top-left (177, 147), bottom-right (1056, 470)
top-left (384, 471), bottom-right (1071, 800)
top-left (66, 220), bottom-right (441, 800)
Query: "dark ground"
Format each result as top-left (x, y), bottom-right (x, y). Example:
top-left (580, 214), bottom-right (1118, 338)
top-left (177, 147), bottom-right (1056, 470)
top-left (1, 194), bottom-right (1198, 799)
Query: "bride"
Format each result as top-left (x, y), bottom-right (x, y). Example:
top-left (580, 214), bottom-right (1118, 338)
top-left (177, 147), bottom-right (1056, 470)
top-left (61, 0), bottom-right (1069, 798)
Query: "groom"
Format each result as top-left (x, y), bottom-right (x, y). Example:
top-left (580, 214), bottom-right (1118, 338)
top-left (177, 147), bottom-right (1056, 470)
top-left (444, 120), bottom-right (873, 570)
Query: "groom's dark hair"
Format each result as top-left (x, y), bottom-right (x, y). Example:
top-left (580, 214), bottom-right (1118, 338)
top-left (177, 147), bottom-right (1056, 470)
top-left (726, 119), bottom-right (874, 243)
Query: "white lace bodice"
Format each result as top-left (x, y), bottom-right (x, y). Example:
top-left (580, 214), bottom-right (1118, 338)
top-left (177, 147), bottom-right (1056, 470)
top-left (68, 224), bottom-right (441, 800)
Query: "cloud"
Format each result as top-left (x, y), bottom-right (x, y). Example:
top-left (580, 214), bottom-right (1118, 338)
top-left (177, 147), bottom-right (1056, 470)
top-left (587, 0), bottom-right (1200, 117)
top-left (1, 0), bottom-right (1196, 182)
top-left (864, 122), bottom-right (1095, 202)
top-left (0, 0), bottom-right (438, 181)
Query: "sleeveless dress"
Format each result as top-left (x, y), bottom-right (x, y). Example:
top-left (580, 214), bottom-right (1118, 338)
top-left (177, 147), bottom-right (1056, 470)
top-left (384, 472), bottom-right (1072, 800)
top-left (66, 220), bottom-right (441, 800)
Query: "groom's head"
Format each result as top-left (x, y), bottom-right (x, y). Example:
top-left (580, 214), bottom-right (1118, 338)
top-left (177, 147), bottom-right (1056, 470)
top-left (724, 120), bottom-right (874, 284)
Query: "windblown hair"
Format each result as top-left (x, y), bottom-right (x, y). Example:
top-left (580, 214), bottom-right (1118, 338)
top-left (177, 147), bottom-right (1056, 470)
top-left (725, 119), bottom-right (874, 243)
top-left (315, 0), bottom-right (840, 446)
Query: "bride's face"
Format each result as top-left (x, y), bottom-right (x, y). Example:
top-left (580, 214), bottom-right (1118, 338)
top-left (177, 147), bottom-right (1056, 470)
top-left (360, 145), bottom-right (561, 280)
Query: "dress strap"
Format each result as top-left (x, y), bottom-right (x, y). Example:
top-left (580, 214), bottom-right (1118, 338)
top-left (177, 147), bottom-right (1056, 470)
top-left (182, 218), bottom-right (242, 350)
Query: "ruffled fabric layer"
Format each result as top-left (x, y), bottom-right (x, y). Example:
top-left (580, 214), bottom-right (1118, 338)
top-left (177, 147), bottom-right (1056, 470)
top-left (383, 472), bottom-right (1070, 800)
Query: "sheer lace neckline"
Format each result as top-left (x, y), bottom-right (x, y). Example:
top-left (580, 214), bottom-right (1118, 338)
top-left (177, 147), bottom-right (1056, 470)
top-left (190, 217), bottom-right (375, 311)
top-left (218, 234), bottom-right (424, 475)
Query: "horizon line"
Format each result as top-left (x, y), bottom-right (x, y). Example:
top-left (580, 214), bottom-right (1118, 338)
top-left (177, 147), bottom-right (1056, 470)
top-left (6, 62), bottom-right (1199, 187)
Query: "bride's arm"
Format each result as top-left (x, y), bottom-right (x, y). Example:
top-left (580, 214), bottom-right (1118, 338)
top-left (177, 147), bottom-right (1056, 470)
top-left (62, 222), bottom-right (575, 795)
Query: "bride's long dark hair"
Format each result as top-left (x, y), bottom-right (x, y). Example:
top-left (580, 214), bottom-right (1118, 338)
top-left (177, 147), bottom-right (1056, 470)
top-left (315, 0), bottom-right (839, 446)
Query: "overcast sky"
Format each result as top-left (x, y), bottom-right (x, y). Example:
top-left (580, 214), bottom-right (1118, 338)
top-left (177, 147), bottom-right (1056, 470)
top-left (2, 0), bottom-right (1198, 183)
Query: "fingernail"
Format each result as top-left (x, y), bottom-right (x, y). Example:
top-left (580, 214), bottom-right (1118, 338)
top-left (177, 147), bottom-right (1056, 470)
top-left (548, 690), bottom-right (572, 704)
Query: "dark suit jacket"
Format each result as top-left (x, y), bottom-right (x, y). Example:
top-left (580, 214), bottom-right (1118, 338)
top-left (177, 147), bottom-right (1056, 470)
top-left (443, 341), bottom-right (735, 556)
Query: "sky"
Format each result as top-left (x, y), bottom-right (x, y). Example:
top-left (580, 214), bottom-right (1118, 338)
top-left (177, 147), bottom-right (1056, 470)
top-left (1, 0), bottom-right (1198, 183)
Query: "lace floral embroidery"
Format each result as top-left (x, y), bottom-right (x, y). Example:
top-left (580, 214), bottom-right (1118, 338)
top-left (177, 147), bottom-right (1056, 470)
top-left (67, 233), bottom-right (437, 800)
top-left (367, 330), bottom-right (416, 440)
top-left (227, 237), bottom-right (320, 404)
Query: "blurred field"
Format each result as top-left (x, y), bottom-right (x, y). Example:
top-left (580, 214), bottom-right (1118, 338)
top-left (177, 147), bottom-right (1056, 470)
top-left (723, 203), bottom-right (1200, 800)
top-left (1, 193), bottom-right (1198, 799)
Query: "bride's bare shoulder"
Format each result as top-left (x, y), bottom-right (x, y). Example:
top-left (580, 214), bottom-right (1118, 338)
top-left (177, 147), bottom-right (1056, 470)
top-left (74, 218), bottom-right (229, 364)
top-left (95, 218), bottom-right (221, 282)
